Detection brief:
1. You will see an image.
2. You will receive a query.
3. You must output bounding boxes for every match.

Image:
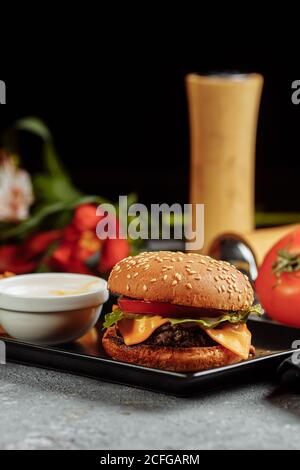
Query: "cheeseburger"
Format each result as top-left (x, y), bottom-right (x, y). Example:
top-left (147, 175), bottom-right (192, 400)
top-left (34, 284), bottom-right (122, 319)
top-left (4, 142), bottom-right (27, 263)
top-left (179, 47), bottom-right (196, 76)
top-left (102, 251), bottom-right (262, 372)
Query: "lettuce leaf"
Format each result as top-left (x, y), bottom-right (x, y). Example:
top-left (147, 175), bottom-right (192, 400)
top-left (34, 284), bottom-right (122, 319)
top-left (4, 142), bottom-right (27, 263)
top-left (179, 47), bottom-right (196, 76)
top-left (103, 309), bottom-right (124, 329)
top-left (102, 304), bottom-right (263, 330)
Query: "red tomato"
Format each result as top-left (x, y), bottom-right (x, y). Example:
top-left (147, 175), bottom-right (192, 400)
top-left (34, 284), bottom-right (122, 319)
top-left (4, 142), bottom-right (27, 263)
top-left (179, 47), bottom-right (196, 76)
top-left (118, 297), bottom-right (216, 317)
top-left (255, 227), bottom-right (300, 327)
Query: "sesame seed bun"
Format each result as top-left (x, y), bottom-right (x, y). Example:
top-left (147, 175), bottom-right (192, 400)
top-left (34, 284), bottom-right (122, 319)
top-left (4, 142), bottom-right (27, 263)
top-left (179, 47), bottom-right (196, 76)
top-left (102, 325), bottom-right (241, 372)
top-left (108, 251), bottom-right (254, 311)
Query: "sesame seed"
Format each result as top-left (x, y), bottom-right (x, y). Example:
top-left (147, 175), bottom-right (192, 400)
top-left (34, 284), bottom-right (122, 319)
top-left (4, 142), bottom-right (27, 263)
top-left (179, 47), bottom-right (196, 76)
top-left (207, 267), bottom-right (213, 271)
top-left (186, 283), bottom-right (192, 289)
top-left (126, 274), bottom-right (131, 279)
top-left (189, 270), bottom-right (196, 274)
top-left (115, 265), bottom-right (121, 271)
top-left (143, 285), bottom-right (148, 291)
top-left (221, 285), bottom-right (226, 292)
top-left (178, 257), bottom-right (183, 261)
top-left (172, 280), bottom-right (178, 286)
top-left (126, 284), bottom-right (130, 291)
top-left (194, 275), bottom-right (201, 280)
top-left (163, 274), bottom-right (168, 281)
top-left (238, 294), bottom-right (242, 302)
top-left (214, 275), bottom-right (219, 281)
top-left (171, 257), bottom-right (176, 262)
top-left (162, 267), bottom-right (168, 272)
top-left (150, 278), bottom-right (157, 283)
top-left (133, 272), bottom-right (139, 277)
top-left (218, 286), bottom-right (222, 293)
top-left (175, 273), bottom-right (182, 281)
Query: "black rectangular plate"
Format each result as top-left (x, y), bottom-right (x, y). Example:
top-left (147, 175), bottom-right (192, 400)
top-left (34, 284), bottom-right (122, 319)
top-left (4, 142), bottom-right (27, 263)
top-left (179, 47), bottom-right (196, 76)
top-left (0, 319), bottom-right (298, 396)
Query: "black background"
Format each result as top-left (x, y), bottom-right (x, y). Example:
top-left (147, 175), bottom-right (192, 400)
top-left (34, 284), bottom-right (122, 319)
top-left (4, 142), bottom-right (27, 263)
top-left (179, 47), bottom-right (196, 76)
top-left (1, 39), bottom-right (300, 212)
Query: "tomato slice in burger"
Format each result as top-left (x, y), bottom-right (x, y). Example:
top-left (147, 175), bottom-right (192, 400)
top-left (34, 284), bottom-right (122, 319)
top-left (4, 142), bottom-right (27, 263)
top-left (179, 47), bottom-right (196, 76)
top-left (118, 297), bottom-right (216, 317)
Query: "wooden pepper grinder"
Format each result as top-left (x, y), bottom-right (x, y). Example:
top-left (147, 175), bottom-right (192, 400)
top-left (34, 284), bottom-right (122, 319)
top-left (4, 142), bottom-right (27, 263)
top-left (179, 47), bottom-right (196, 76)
top-left (186, 72), bottom-right (264, 252)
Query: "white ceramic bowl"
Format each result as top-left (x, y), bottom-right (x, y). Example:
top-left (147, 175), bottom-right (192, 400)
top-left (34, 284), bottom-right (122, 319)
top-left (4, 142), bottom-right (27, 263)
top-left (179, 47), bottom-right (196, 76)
top-left (0, 273), bottom-right (109, 345)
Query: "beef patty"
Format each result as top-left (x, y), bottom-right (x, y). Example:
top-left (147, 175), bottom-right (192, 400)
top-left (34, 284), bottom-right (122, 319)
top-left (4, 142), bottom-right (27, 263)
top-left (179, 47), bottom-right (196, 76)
top-left (144, 323), bottom-right (217, 348)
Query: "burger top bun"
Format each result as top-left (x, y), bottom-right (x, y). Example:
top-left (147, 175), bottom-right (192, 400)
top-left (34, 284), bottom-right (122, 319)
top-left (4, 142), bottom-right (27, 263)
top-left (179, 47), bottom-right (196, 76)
top-left (108, 251), bottom-right (254, 311)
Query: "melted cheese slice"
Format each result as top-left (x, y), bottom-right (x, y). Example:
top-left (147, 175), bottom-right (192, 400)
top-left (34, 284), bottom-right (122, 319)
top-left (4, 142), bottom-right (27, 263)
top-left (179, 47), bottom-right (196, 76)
top-left (118, 316), bottom-right (169, 346)
top-left (204, 322), bottom-right (251, 360)
top-left (117, 316), bottom-right (251, 359)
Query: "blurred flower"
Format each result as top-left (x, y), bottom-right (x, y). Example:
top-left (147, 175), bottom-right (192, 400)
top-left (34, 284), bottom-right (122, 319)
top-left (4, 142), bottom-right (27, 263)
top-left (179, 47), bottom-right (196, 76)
top-left (0, 204), bottom-right (130, 277)
top-left (99, 238), bottom-right (130, 273)
top-left (0, 230), bottom-right (62, 275)
top-left (0, 245), bottom-right (37, 274)
top-left (0, 152), bottom-right (34, 222)
top-left (25, 230), bottom-right (63, 257)
top-left (49, 204), bottom-right (130, 275)
top-left (72, 204), bottom-right (100, 232)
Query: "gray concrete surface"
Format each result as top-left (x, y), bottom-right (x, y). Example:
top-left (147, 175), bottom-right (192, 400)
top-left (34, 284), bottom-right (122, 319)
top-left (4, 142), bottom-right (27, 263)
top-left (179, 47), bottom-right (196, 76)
top-left (0, 362), bottom-right (300, 450)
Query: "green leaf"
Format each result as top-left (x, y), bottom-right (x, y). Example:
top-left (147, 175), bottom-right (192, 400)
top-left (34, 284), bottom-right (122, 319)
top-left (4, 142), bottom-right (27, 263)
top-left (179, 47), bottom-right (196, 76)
top-left (13, 117), bottom-right (69, 177)
top-left (32, 173), bottom-right (81, 203)
top-left (0, 195), bottom-right (109, 241)
top-left (168, 305), bottom-right (262, 328)
top-left (103, 309), bottom-right (124, 329)
top-left (14, 117), bottom-right (53, 142)
top-left (102, 304), bottom-right (264, 330)
top-left (11, 117), bottom-right (82, 202)
top-left (43, 143), bottom-right (70, 178)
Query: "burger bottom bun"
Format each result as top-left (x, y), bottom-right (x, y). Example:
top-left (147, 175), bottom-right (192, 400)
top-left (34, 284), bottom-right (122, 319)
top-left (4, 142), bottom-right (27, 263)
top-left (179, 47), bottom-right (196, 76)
top-left (102, 326), bottom-right (242, 372)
